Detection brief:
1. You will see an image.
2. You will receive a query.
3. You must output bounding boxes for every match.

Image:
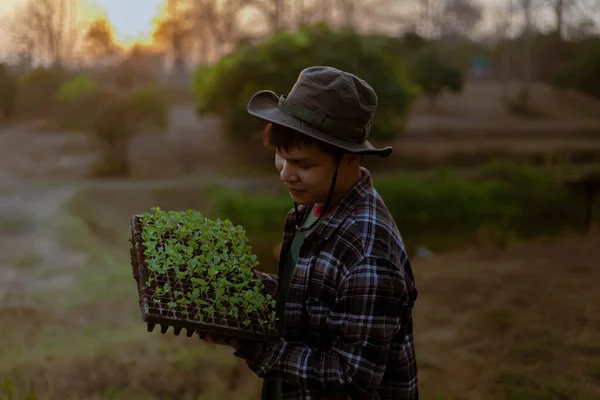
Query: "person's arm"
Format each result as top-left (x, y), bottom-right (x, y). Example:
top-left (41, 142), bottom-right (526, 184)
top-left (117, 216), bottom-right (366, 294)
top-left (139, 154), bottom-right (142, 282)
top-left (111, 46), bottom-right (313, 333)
top-left (235, 257), bottom-right (406, 399)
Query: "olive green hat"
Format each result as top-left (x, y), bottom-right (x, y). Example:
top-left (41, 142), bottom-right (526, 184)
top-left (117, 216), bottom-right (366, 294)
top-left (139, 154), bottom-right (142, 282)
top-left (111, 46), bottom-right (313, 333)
top-left (246, 66), bottom-right (393, 157)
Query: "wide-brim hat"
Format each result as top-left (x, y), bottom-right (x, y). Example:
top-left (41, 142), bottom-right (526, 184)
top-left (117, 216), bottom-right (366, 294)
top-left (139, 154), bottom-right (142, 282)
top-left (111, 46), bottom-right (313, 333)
top-left (246, 66), bottom-right (393, 157)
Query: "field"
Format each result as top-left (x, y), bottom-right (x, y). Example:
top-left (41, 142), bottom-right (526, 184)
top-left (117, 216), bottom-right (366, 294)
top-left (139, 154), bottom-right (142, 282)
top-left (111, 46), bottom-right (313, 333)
top-left (0, 178), bottom-right (599, 400)
top-left (1, 80), bottom-right (600, 399)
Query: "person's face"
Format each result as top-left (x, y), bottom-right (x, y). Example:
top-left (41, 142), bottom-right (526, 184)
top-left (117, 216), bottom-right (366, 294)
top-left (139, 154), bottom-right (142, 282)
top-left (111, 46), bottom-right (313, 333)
top-left (275, 145), bottom-right (338, 206)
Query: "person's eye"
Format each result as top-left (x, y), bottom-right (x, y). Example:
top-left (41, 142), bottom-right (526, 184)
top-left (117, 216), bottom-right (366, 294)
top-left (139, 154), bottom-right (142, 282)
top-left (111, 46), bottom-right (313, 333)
top-left (298, 164), bottom-right (312, 170)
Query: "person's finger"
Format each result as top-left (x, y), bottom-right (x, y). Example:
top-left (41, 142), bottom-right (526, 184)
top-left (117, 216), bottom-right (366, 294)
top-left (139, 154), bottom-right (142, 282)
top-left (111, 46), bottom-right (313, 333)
top-left (206, 334), bottom-right (217, 344)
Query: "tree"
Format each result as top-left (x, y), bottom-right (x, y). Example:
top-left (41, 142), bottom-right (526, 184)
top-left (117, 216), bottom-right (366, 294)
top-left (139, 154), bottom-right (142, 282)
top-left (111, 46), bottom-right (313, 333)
top-left (8, 0), bottom-right (80, 67)
top-left (114, 44), bottom-right (161, 89)
top-left (518, 0), bottom-right (534, 107)
top-left (490, 0), bottom-right (519, 99)
top-left (54, 83), bottom-right (171, 176)
top-left (409, 51), bottom-right (464, 109)
top-left (152, 0), bottom-right (195, 74)
top-left (250, 0), bottom-right (286, 32)
top-left (193, 25), bottom-right (419, 142)
top-left (0, 64), bottom-right (17, 122)
top-left (84, 17), bottom-right (119, 60)
top-left (439, 0), bottom-right (482, 37)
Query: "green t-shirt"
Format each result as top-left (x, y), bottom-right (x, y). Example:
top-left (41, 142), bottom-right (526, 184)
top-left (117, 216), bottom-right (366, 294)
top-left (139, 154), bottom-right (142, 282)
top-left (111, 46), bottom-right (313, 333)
top-left (261, 207), bottom-right (320, 400)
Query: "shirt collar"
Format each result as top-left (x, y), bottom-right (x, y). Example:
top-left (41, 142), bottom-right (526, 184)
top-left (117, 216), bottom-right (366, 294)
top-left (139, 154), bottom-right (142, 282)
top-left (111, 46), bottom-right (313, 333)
top-left (294, 167), bottom-right (373, 241)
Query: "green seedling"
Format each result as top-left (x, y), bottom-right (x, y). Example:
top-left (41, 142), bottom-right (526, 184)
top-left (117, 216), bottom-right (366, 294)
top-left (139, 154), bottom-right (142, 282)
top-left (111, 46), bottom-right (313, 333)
top-left (138, 207), bottom-right (277, 333)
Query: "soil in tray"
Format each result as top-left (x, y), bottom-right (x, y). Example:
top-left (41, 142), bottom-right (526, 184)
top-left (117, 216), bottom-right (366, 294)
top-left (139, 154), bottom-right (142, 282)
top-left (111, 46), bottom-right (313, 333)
top-left (129, 213), bottom-right (280, 341)
top-left (144, 274), bottom-right (277, 335)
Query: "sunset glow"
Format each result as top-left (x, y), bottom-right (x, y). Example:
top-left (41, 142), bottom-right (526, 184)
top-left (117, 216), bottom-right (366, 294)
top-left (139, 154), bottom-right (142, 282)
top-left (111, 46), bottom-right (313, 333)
top-left (0, 0), bottom-right (165, 51)
top-left (86, 0), bottom-right (164, 48)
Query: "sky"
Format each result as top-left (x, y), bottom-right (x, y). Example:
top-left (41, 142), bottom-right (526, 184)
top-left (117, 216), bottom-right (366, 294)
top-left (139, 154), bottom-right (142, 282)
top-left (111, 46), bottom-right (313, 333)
top-left (88, 0), bottom-right (164, 45)
top-left (0, 0), bottom-right (164, 50)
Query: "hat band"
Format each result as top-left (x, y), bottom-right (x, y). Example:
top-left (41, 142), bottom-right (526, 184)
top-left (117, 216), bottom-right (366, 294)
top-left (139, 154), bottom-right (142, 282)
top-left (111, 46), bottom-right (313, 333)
top-left (278, 95), bottom-right (369, 144)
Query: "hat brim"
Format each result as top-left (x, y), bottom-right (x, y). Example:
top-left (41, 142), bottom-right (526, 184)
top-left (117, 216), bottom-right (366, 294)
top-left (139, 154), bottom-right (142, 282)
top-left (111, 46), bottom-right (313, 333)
top-left (247, 90), bottom-right (393, 158)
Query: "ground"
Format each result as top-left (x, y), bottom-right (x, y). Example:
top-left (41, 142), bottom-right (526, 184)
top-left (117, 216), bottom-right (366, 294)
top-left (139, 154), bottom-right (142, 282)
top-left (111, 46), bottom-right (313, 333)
top-left (1, 181), bottom-right (599, 400)
top-left (1, 79), bottom-right (600, 399)
top-left (414, 234), bottom-right (600, 400)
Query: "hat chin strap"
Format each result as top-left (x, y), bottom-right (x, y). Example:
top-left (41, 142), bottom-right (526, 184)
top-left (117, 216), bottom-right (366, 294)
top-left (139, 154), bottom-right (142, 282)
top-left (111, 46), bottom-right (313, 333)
top-left (295, 159), bottom-right (341, 233)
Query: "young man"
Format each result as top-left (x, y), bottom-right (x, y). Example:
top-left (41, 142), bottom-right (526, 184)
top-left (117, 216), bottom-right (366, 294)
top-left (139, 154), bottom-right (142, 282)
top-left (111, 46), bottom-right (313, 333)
top-left (206, 66), bottom-right (418, 399)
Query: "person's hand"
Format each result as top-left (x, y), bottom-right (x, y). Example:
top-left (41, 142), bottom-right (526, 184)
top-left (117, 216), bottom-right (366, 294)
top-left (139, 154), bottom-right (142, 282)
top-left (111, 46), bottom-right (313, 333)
top-left (199, 333), bottom-right (240, 351)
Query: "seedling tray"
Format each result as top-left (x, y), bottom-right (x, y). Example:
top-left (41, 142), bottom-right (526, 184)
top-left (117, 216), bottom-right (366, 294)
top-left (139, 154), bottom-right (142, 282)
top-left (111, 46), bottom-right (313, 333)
top-left (129, 214), bottom-right (280, 342)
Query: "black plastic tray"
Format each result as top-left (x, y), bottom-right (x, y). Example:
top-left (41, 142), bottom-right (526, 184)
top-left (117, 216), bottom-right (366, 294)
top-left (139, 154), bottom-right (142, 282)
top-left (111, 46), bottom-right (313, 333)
top-left (129, 215), bottom-right (280, 342)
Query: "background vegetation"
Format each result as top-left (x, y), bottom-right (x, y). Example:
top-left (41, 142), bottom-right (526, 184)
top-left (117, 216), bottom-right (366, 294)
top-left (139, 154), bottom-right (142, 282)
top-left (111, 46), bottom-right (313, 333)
top-left (1, 0), bottom-right (600, 398)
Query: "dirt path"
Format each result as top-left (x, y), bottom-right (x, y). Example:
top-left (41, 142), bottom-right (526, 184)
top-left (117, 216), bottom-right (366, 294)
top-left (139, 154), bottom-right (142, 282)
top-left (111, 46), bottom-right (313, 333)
top-left (0, 122), bottom-right (98, 181)
top-left (0, 183), bottom-right (83, 300)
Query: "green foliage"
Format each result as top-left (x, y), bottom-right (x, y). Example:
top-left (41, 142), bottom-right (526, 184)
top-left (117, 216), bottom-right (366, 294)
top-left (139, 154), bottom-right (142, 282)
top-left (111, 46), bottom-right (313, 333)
top-left (0, 378), bottom-right (38, 400)
top-left (15, 66), bottom-right (66, 117)
top-left (552, 43), bottom-right (600, 100)
top-left (193, 23), bottom-right (419, 142)
top-left (209, 187), bottom-right (291, 236)
top-left (205, 162), bottom-right (595, 253)
top-left (126, 83), bottom-right (170, 131)
top-left (376, 162), bottom-right (583, 249)
top-left (409, 50), bottom-right (464, 104)
top-left (0, 63), bottom-right (17, 121)
top-left (47, 80), bottom-right (171, 176)
top-left (139, 207), bottom-right (277, 332)
top-left (87, 84), bottom-right (171, 176)
top-left (56, 74), bottom-right (98, 102)
top-left (55, 75), bottom-right (110, 131)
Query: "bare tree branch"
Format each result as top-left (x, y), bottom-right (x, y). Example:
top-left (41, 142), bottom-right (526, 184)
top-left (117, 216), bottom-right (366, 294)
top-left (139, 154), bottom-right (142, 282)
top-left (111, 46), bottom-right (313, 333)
top-left (8, 0), bottom-right (80, 66)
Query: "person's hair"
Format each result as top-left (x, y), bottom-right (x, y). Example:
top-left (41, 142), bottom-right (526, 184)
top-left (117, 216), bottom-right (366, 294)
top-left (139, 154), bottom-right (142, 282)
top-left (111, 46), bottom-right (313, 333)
top-left (262, 123), bottom-right (345, 161)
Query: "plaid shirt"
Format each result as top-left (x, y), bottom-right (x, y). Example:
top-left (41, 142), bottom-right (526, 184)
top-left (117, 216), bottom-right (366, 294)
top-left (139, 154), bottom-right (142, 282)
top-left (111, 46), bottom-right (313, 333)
top-left (235, 167), bottom-right (418, 400)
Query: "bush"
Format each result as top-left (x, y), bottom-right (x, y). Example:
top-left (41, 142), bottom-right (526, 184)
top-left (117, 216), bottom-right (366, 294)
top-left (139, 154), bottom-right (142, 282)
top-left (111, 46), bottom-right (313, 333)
top-left (551, 44), bottom-right (600, 100)
top-left (56, 74), bottom-right (98, 102)
top-left (409, 50), bottom-right (464, 107)
top-left (205, 162), bottom-right (595, 253)
top-left (89, 84), bottom-right (171, 176)
top-left (15, 66), bottom-right (66, 117)
top-left (193, 24), bottom-right (419, 143)
top-left (0, 64), bottom-right (17, 121)
top-left (208, 187), bottom-right (290, 239)
top-left (55, 74), bottom-right (105, 130)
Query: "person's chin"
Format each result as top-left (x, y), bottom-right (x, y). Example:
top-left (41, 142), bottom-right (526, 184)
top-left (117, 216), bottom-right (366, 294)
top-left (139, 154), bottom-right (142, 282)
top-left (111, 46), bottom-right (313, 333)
top-left (288, 189), bottom-right (312, 205)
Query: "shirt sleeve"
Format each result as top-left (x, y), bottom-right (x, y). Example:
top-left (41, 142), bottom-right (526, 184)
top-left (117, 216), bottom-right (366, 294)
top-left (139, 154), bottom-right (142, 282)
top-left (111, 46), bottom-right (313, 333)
top-left (253, 270), bottom-right (278, 298)
top-left (235, 256), bottom-right (406, 399)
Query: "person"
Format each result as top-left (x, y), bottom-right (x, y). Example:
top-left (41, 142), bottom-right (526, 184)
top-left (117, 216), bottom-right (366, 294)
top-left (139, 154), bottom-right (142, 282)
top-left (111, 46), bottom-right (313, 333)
top-left (203, 66), bottom-right (418, 400)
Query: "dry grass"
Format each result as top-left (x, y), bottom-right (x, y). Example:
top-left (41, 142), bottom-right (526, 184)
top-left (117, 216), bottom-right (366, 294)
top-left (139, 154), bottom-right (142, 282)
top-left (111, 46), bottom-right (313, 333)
top-left (414, 234), bottom-right (600, 400)
top-left (1, 185), bottom-right (599, 400)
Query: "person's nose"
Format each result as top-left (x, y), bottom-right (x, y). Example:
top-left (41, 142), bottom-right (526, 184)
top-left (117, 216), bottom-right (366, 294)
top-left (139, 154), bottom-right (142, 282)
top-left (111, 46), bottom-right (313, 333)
top-left (280, 161), bottom-right (298, 184)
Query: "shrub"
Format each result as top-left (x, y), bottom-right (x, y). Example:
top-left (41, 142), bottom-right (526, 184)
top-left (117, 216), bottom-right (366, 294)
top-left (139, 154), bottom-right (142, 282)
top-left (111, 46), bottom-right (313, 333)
top-left (15, 66), bottom-right (66, 117)
top-left (551, 44), bottom-right (600, 100)
top-left (55, 74), bottom-right (106, 130)
top-left (56, 74), bottom-right (98, 102)
top-left (56, 83), bottom-right (172, 176)
top-left (208, 187), bottom-right (291, 239)
top-left (205, 162), bottom-right (595, 253)
top-left (0, 64), bottom-right (17, 121)
top-left (88, 84), bottom-right (171, 176)
top-left (409, 50), bottom-right (464, 107)
top-left (193, 24), bottom-right (419, 143)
